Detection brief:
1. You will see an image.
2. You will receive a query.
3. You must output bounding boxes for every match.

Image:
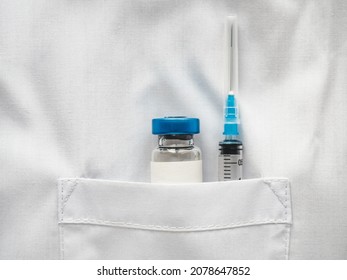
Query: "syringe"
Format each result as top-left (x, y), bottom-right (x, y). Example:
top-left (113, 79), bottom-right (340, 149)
top-left (218, 93), bottom-right (243, 181)
top-left (218, 16), bottom-right (243, 181)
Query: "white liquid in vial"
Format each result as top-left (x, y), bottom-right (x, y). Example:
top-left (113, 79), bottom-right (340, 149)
top-left (151, 160), bottom-right (203, 183)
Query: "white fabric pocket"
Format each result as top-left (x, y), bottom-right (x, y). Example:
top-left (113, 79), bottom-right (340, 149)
top-left (58, 178), bottom-right (292, 259)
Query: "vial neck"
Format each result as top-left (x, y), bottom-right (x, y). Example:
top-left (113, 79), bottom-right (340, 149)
top-left (225, 135), bottom-right (238, 140)
top-left (223, 134), bottom-right (242, 144)
top-left (158, 135), bottom-right (194, 148)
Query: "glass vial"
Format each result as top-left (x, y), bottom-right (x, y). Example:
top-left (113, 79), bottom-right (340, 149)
top-left (151, 117), bottom-right (202, 183)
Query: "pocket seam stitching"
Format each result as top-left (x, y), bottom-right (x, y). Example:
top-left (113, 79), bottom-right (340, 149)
top-left (60, 179), bottom-right (79, 260)
top-left (62, 179), bottom-right (79, 209)
top-left (263, 179), bottom-right (288, 210)
top-left (263, 179), bottom-right (291, 259)
top-left (59, 179), bottom-right (292, 231)
top-left (59, 218), bottom-right (290, 232)
top-left (59, 179), bottom-right (64, 260)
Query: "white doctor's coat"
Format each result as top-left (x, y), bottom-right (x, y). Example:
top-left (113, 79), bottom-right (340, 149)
top-left (0, 0), bottom-right (346, 259)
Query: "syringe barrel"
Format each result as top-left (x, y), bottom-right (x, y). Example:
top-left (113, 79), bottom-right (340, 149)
top-left (218, 141), bottom-right (243, 181)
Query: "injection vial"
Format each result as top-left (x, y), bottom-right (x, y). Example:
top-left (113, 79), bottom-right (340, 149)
top-left (151, 117), bottom-right (202, 183)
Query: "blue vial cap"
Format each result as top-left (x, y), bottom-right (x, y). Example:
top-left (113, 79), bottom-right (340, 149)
top-left (152, 117), bottom-right (200, 135)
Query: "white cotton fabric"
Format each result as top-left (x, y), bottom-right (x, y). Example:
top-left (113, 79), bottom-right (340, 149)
top-left (0, 0), bottom-right (347, 259)
top-left (58, 178), bottom-right (291, 259)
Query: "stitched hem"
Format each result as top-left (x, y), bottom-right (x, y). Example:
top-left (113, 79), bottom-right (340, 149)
top-left (59, 218), bottom-right (290, 232)
top-left (284, 224), bottom-right (291, 260)
top-left (59, 179), bottom-right (64, 260)
top-left (59, 179), bottom-right (79, 260)
top-left (263, 178), bottom-right (291, 260)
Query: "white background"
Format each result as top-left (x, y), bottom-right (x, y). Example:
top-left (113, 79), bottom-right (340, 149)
top-left (1, 261), bottom-right (347, 279)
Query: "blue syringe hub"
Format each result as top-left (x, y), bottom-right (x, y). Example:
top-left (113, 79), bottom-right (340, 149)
top-left (223, 93), bottom-right (239, 136)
